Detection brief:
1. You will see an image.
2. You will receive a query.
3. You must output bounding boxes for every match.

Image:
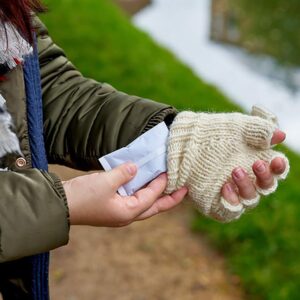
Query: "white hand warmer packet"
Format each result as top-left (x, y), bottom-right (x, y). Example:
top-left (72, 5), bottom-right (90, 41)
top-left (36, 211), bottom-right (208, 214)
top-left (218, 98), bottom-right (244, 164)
top-left (99, 122), bottom-right (169, 196)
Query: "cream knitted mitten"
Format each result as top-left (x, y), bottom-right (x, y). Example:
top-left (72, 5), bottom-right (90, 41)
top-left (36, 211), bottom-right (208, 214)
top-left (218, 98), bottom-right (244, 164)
top-left (166, 106), bottom-right (290, 223)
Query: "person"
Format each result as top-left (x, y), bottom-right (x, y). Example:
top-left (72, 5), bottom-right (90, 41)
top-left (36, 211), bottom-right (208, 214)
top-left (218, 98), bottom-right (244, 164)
top-left (0, 0), bottom-right (287, 299)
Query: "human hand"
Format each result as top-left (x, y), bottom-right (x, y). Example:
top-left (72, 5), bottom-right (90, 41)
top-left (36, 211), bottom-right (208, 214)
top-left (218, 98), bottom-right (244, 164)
top-left (63, 163), bottom-right (187, 227)
top-left (165, 106), bottom-right (290, 222)
top-left (221, 129), bottom-right (287, 211)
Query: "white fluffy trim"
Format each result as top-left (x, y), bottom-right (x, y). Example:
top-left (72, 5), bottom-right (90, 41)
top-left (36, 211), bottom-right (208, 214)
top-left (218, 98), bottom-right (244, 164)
top-left (0, 22), bottom-right (33, 69)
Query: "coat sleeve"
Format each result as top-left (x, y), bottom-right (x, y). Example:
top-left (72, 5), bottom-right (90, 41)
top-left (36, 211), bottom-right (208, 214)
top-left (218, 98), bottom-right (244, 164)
top-left (35, 17), bottom-right (177, 171)
top-left (0, 169), bottom-right (69, 263)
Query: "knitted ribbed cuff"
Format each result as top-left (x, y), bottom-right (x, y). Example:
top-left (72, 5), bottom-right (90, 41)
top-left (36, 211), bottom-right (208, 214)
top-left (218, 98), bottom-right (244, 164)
top-left (240, 194), bottom-right (260, 209)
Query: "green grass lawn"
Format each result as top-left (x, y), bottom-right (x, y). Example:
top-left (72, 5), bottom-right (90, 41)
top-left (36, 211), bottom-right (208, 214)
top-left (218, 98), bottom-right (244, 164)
top-left (41, 0), bottom-right (300, 299)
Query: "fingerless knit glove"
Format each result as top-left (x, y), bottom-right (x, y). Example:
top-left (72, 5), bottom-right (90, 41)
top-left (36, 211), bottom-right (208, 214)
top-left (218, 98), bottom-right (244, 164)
top-left (166, 106), bottom-right (289, 222)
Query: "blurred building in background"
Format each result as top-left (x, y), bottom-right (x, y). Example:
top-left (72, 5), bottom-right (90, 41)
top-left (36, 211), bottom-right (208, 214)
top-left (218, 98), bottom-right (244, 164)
top-left (210, 0), bottom-right (300, 67)
top-left (210, 0), bottom-right (300, 93)
top-left (210, 0), bottom-right (240, 44)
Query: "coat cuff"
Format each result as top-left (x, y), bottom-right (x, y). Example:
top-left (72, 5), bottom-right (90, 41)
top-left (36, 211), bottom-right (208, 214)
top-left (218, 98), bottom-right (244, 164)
top-left (0, 170), bottom-right (70, 262)
top-left (142, 107), bottom-right (177, 133)
top-left (47, 172), bottom-right (70, 228)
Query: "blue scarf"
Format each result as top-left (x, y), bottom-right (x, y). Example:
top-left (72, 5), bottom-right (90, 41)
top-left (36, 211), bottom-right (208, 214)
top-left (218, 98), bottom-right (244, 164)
top-left (22, 36), bottom-right (50, 300)
top-left (0, 37), bottom-right (50, 299)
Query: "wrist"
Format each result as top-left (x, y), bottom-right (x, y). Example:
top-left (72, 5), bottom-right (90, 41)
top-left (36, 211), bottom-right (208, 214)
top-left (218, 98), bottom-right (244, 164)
top-left (62, 180), bottom-right (80, 226)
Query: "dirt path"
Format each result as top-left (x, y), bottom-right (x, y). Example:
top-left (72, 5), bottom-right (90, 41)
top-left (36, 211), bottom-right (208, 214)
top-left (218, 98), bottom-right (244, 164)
top-left (49, 167), bottom-right (244, 300)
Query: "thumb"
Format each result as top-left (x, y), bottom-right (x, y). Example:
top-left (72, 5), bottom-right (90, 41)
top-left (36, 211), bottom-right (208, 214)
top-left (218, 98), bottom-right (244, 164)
top-left (251, 105), bottom-right (278, 126)
top-left (107, 162), bottom-right (137, 190)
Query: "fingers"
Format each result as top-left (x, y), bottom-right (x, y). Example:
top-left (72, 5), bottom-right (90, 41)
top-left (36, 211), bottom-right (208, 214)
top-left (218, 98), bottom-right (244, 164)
top-left (252, 161), bottom-right (275, 190)
top-left (231, 167), bottom-right (260, 208)
top-left (244, 116), bottom-right (276, 149)
top-left (246, 106), bottom-right (285, 149)
top-left (245, 121), bottom-right (285, 149)
top-left (270, 154), bottom-right (290, 180)
top-left (125, 173), bottom-right (168, 217)
top-left (232, 168), bottom-right (257, 199)
top-left (135, 187), bottom-right (188, 220)
top-left (219, 168), bottom-right (259, 219)
top-left (135, 173), bottom-right (168, 201)
top-left (253, 155), bottom-right (288, 195)
top-left (226, 157), bottom-right (286, 202)
top-left (253, 157), bottom-right (286, 195)
top-left (220, 153), bottom-right (289, 221)
top-left (271, 129), bottom-right (286, 145)
top-left (223, 157), bottom-right (287, 201)
top-left (251, 105), bottom-right (278, 124)
top-left (106, 162), bottom-right (137, 190)
top-left (221, 183), bottom-right (239, 205)
top-left (220, 165), bottom-right (262, 211)
top-left (215, 183), bottom-right (244, 222)
top-left (270, 157), bottom-right (286, 174)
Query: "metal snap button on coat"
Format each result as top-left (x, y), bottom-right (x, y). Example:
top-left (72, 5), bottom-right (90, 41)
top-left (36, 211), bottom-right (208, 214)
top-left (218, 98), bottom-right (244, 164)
top-left (15, 157), bottom-right (27, 168)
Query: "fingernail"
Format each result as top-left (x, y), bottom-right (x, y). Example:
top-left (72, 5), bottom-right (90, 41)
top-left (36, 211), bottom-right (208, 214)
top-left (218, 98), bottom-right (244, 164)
top-left (226, 183), bottom-right (233, 193)
top-left (256, 162), bottom-right (266, 173)
top-left (126, 163), bottom-right (137, 175)
top-left (233, 168), bottom-right (244, 180)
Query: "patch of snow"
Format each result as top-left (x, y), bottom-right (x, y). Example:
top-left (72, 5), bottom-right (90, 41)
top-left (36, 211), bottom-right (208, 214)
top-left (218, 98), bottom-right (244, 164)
top-left (134, 0), bottom-right (300, 152)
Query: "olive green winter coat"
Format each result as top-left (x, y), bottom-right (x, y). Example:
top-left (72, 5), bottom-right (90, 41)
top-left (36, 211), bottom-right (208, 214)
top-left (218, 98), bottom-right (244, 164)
top-left (0, 16), bottom-right (176, 263)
